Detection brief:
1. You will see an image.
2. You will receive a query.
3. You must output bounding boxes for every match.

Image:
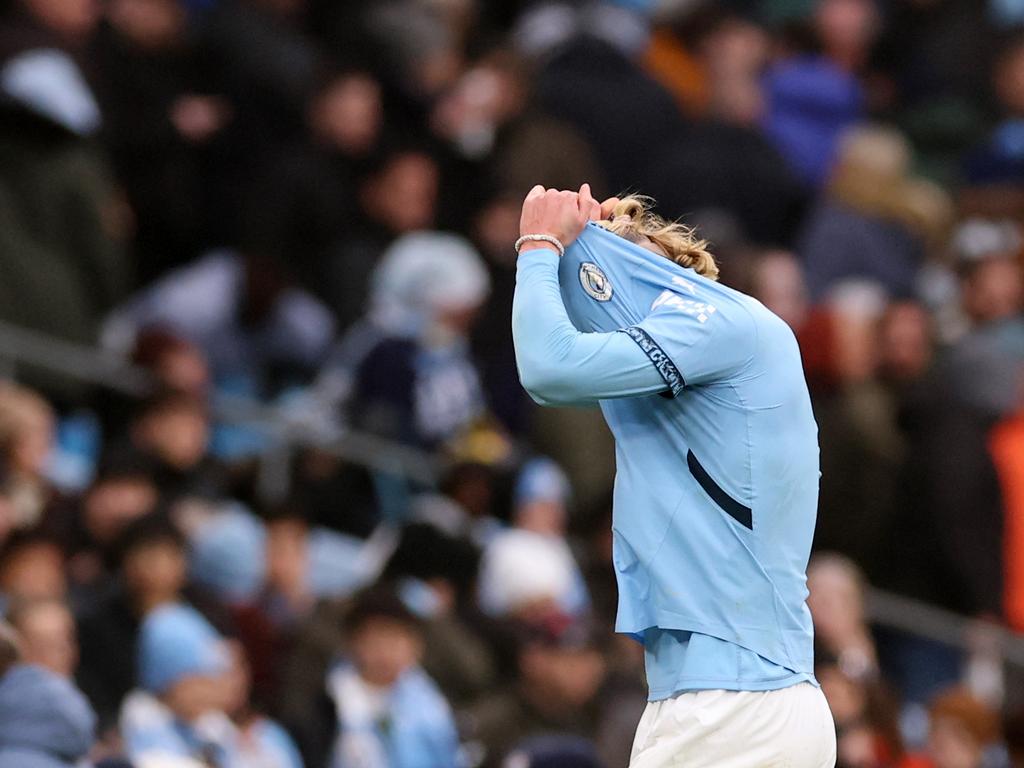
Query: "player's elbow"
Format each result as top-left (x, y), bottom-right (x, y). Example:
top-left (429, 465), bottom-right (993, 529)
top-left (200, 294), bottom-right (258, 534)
top-left (519, 362), bottom-right (577, 406)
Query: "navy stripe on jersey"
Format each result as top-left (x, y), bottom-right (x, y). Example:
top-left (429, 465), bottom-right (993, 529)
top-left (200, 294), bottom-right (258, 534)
top-left (687, 450), bottom-right (753, 529)
top-left (621, 326), bottom-right (685, 398)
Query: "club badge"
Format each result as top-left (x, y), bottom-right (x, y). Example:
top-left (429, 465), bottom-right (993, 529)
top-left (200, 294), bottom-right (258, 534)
top-left (579, 262), bottom-right (613, 302)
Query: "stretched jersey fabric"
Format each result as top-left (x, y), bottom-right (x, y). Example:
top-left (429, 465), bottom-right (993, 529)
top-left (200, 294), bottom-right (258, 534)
top-left (512, 223), bottom-right (820, 675)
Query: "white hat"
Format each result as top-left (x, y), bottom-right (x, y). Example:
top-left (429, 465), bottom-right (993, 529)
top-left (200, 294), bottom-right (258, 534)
top-left (478, 529), bottom-right (577, 617)
top-left (371, 232), bottom-right (491, 335)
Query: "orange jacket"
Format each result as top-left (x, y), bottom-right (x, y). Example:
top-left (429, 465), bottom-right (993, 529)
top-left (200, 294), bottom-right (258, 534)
top-left (989, 413), bottom-right (1024, 631)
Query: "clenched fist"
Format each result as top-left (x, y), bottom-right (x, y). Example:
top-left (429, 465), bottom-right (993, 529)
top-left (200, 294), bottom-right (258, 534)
top-left (518, 184), bottom-right (599, 254)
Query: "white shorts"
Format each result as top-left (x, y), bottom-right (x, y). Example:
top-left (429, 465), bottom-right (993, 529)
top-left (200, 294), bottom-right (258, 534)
top-left (629, 682), bottom-right (837, 768)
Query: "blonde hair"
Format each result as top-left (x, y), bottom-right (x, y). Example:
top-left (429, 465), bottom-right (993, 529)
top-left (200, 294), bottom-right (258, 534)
top-left (598, 196), bottom-right (719, 281)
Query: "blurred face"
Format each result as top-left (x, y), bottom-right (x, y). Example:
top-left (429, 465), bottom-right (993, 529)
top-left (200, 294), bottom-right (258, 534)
top-left (818, 664), bottom-right (867, 726)
top-left (515, 500), bottom-right (567, 537)
top-left (701, 19), bottom-right (769, 125)
top-left (266, 518), bottom-right (308, 597)
top-left (837, 723), bottom-right (881, 768)
top-left (521, 645), bottom-right (606, 709)
top-left (432, 65), bottom-right (523, 147)
top-left (929, 717), bottom-right (985, 768)
top-left (362, 153), bottom-right (439, 233)
top-left (164, 669), bottom-right (233, 722)
top-left (0, 543), bottom-right (66, 601)
top-left (7, 412), bottom-right (53, 479)
top-left (752, 252), bottom-right (809, 331)
top-left (474, 197), bottom-right (521, 265)
top-left (312, 74), bottom-right (384, 157)
top-left (963, 258), bottom-right (1024, 326)
top-left (815, 0), bottom-right (879, 69)
top-left (220, 641), bottom-right (252, 717)
top-left (122, 541), bottom-right (186, 605)
top-left (22, 0), bottom-right (100, 39)
top-left (878, 301), bottom-right (932, 382)
top-left (16, 602), bottom-right (77, 678)
top-left (136, 406), bottom-right (209, 470)
top-left (107, 0), bottom-right (186, 50)
top-left (0, 495), bottom-right (14, 547)
top-left (832, 309), bottom-right (880, 383)
top-left (155, 347), bottom-right (210, 398)
top-left (807, 560), bottom-right (864, 645)
top-left (349, 618), bottom-right (422, 688)
top-left (997, 46), bottom-right (1024, 116)
top-left (84, 478), bottom-right (157, 544)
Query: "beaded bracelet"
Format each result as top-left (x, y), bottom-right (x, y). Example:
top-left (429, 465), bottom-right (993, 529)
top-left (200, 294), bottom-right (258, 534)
top-left (514, 234), bottom-right (566, 257)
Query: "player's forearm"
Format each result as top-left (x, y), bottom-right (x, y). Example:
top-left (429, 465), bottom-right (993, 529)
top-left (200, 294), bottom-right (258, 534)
top-left (512, 248), bottom-right (666, 405)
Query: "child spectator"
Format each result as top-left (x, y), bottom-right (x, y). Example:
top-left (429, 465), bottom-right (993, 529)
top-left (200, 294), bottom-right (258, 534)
top-left (290, 587), bottom-right (460, 768)
top-left (121, 602), bottom-right (301, 768)
top-left (77, 513), bottom-right (190, 728)
top-left (130, 393), bottom-right (222, 502)
top-left (64, 454), bottom-right (159, 591)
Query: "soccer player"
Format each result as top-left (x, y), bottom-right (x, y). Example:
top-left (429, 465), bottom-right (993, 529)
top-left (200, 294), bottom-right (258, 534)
top-left (511, 185), bottom-right (836, 767)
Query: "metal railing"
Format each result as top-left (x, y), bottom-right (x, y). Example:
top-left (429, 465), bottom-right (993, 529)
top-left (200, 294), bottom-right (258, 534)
top-left (1, 319), bottom-right (1023, 671)
top-left (0, 320), bottom-right (439, 487)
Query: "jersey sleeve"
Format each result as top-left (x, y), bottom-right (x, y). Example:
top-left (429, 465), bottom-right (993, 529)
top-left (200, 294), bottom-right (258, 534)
top-left (512, 248), bottom-right (669, 406)
top-left (626, 289), bottom-right (756, 392)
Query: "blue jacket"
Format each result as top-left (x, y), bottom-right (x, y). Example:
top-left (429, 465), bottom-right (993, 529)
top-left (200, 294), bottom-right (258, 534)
top-left (0, 665), bottom-right (96, 768)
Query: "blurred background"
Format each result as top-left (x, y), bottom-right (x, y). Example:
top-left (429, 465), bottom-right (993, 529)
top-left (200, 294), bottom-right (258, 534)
top-left (0, 0), bottom-right (1023, 766)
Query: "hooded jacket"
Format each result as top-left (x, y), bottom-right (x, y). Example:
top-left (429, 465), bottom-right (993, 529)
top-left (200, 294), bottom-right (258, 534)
top-left (0, 664), bottom-right (96, 768)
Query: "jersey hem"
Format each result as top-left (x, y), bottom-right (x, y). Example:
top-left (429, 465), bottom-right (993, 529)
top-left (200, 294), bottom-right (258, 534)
top-left (647, 674), bottom-right (818, 702)
top-left (616, 614), bottom-right (815, 677)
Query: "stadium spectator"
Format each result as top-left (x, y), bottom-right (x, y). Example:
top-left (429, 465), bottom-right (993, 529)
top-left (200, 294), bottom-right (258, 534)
top-left (313, 145), bottom-right (445, 332)
top-left (121, 602), bottom-right (299, 767)
top-left (0, 620), bottom-right (21, 678)
top-left (76, 513), bottom-right (190, 728)
top-left (761, 26), bottom-right (864, 188)
top-left (62, 455), bottom-right (159, 592)
top-left (808, 553), bottom-right (878, 681)
top-left (0, 383), bottom-right (56, 530)
top-left (92, 0), bottom-right (218, 285)
top-left (965, 35), bottom-right (1024, 186)
top-left (817, 656), bottom-right (908, 768)
top-left (466, 613), bottom-right (607, 768)
top-left (0, 662), bottom-right (96, 768)
top-left (5, 598), bottom-right (77, 678)
top-left (288, 587), bottom-right (460, 768)
top-left (912, 687), bottom-right (1002, 768)
top-left (797, 125), bottom-right (950, 300)
top-left (1007, 707), bottom-right (1024, 768)
top-left (319, 231), bottom-right (491, 449)
top-left (0, 531), bottom-right (67, 606)
top-left (129, 393), bottom-right (221, 502)
top-left (102, 249), bottom-right (336, 400)
top-left (747, 249), bottom-right (811, 333)
top-left (0, 0), bottom-right (130, 377)
top-left (383, 523), bottom-right (494, 708)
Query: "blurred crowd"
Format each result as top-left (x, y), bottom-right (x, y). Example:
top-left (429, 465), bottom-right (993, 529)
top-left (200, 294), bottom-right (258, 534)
top-left (3, 0), bottom-right (1024, 766)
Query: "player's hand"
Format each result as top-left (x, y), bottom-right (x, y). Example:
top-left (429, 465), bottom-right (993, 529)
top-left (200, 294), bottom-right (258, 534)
top-left (518, 184), bottom-right (596, 253)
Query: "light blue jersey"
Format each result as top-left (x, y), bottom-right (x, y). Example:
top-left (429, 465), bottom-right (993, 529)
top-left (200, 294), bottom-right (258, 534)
top-left (511, 223), bottom-right (820, 693)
